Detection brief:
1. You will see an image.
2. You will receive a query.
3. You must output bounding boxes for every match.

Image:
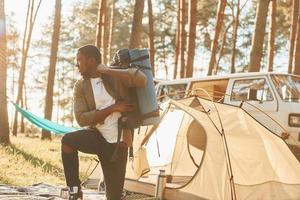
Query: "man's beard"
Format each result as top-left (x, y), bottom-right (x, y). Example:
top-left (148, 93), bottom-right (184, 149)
top-left (82, 66), bottom-right (98, 79)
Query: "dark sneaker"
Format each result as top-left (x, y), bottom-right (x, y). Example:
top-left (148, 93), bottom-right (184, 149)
top-left (69, 192), bottom-right (79, 200)
top-left (78, 190), bottom-right (83, 200)
top-left (98, 181), bottom-right (106, 194)
top-left (68, 186), bottom-right (83, 200)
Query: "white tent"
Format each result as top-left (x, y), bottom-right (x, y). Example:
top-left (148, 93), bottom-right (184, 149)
top-left (124, 97), bottom-right (300, 200)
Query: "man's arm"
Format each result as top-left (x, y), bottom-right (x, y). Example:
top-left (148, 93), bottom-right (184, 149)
top-left (93, 101), bottom-right (134, 124)
top-left (97, 64), bottom-right (147, 87)
top-left (73, 81), bottom-right (97, 127)
top-left (74, 82), bottom-right (135, 127)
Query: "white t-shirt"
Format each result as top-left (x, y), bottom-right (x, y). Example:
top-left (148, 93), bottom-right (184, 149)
top-left (90, 77), bottom-right (121, 143)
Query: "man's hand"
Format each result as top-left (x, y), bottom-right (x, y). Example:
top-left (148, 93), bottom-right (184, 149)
top-left (97, 64), bottom-right (109, 75)
top-left (113, 101), bottom-right (135, 113)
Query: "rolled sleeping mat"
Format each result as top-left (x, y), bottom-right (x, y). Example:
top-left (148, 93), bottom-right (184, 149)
top-left (128, 49), bottom-right (160, 126)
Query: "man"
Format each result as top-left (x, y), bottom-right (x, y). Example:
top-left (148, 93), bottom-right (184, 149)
top-left (61, 44), bottom-right (147, 200)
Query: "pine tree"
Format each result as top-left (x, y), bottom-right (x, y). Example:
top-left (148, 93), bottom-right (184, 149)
top-left (248, 0), bottom-right (270, 72)
top-left (0, 0), bottom-right (10, 145)
top-left (12, 0), bottom-right (42, 135)
top-left (173, 0), bottom-right (181, 79)
top-left (293, 1), bottom-right (300, 75)
top-left (230, 0), bottom-right (240, 74)
top-left (207, 0), bottom-right (227, 75)
top-left (108, 0), bottom-right (116, 61)
top-left (185, 0), bottom-right (197, 78)
top-left (267, 0), bottom-right (277, 72)
top-left (288, 0), bottom-right (299, 73)
top-left (96, 0), bottom-right (105, 49)
top-left (147, 0), bottom-right (155, 76)
top-left (42, 0), bottom-right (62, 140)
top-left (179, 0), bottom-right (187, 78)
top-left (101, 0), bottom-right (109, 64)
top-left (129, 0), bottom-right (145, 49)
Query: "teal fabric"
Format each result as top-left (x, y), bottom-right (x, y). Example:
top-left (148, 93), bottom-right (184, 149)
top-left (13, 102), bottom-right (80, 135)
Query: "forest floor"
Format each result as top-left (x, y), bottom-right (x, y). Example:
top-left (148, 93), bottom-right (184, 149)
top-left (0, 134), bottom-right (96, 186)
top-left (0, 134), bottom-right (157, 199)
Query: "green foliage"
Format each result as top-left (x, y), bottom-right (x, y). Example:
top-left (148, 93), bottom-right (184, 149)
top-left (212, 0), bottom-right (292, 73)
top-left (152, 0), bottom-right (176, 73)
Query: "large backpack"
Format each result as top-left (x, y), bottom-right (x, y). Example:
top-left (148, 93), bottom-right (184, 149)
top-left (111, 48), bottom-right (160, 129)
top-left (110, 48), bottom-right (160, 161)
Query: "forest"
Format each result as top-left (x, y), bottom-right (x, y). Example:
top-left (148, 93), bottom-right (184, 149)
top-left (0, 0), bottom-right (300, 143)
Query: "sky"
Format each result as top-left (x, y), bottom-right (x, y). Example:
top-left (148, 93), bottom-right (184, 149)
top-left (5, 0), bottom-right (79, 39)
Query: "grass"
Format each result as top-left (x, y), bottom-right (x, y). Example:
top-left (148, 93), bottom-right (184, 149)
top-left (0, 133), bottom-right (97, 186)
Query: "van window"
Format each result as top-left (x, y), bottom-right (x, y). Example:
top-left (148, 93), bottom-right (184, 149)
top-left (190, 79), bottom-right (228, 102)
top-left (231, 78), bottom-right (273, 101)
top-left (157, 84), bottom-right (187, 103)
top-left (271, 74), bottom-right (300, 102)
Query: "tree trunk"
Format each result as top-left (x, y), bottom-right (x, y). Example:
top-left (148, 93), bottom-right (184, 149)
top-left (101, 0), bottom-right (109, 64)
top-left (95, 0), bottom-right (105, 49)
top-left (179, 0), bottom-right (187, 78)
top-left (185, 0), bottom-right (197, 78)
top-left (0, 0), bottom-right (10, 145)
top-left (173, 0), bottom-right (181, 79)
top-left (294, 29), bottom-right (300, 74)
top-left (10, 65), bottom-right (15, 126)
top-left (147, 0), bottom-right (155, 76)
top-left (42, 0), bottom-right (61, 140)
top-left (13, 0), bottom-right (32, 136)
top-left (267, 0), bottom-right (276, 72)
top-left (230, 0), bottom-right (240, 74)
top-left (288, 0), bottom-right (299, 73)
top-left (12, 0), bottom-right (41, 135)
top-left (215, 22), bottom-right (232, 75)
top-left (293, 5), bottom-right (300, 75)
top-left (207, 0), bottom-right (227, 75)
top-left (20, 95), bottom-right (24, 133)
top-left (55, 68), bottom-right (60, 123)
top-left (20, 83), bottom-right (28, 133)
top-left (162, 35), bottom-right (168, 78)
top-left (248, 0), bottom-right (270, 72)
top-left (108, 0), bottom-right (116, 62)
top-left (129, 0), bottom-right (145, 49)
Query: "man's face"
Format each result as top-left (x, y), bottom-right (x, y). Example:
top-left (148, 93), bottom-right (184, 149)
top-left (76, 52), bottom-right (96, 77)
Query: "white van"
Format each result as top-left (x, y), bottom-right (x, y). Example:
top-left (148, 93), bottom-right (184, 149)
top-left (155, 72), bottom-right (300, 148)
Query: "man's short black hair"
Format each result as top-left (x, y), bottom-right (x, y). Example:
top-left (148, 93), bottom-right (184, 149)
top-left (78, 44), bottom-right (102, 64)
